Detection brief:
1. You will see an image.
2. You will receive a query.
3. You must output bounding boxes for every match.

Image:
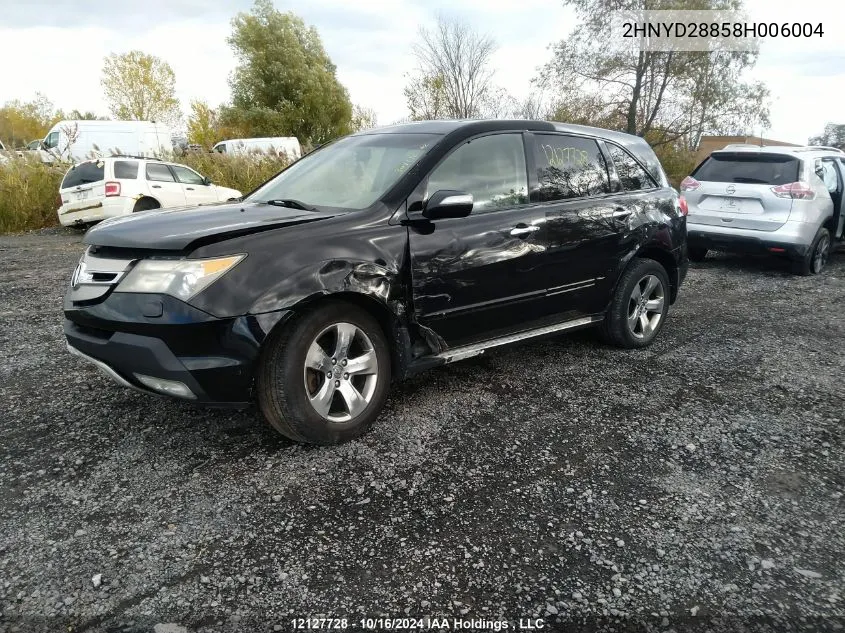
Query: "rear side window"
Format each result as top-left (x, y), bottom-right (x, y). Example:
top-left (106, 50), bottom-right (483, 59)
top-left (692, 153), bottom-right (799, 185)
top-left (533, 134), bottom-right (609, 201)
top-left (608, 143), bottom-right (656, 191)
top-left (113, 160), bottom-right (138, 180)
top-left (146, 163), bottom-right (175, 182)
top-left (61, 161), bottom-right (105, 189)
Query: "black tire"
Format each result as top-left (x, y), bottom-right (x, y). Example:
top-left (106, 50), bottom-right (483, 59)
top-left (133, 198), bottom-right (160, 213)
top-left (688, 245), bottom-right (708, 262)
top-left (792, 227), bottom-right (830, 276)
top-left (600, 258), bottom-right (671, 349)
top-left (256, 301), bottom-right (392, 445)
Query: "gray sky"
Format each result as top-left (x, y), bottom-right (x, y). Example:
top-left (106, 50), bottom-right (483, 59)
top-left (0, 0), bottom-right (842, 144)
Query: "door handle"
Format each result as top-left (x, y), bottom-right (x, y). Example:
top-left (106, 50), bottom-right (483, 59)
top-left (606, 208), bottom-right (633, 220)
top-left (510, 225), bottom-right (540, 237)
top-left (186, 187), bottom-right (195, 191)
top-left (151, 185), bottom-right (162, 189)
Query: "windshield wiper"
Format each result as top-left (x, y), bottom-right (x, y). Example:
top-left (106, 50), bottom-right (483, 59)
top-left (264, 199), bottom-right (317, 211)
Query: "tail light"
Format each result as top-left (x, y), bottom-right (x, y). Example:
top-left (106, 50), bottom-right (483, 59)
top-left (104, 181), bottom-right (121, 197)
top-left (771, 182), bottom-right (815, 200)
top-left (680, 176), bottom-right (700, 192)
top-left (678, 195), bottom-right (689, 216)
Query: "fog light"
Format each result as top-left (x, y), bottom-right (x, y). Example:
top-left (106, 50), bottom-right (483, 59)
top-left (133, 373), bottom-right (196, 399)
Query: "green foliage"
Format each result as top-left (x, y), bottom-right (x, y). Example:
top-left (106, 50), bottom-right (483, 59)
top-left (351, 105), bottom-right (378, 132)
top-left (404, 73), bottom-right (448, 121)
top-left (101, 51), bottom-right (181, 124)
top-left (62, 109), bottom-right (108, 121)
top-left (226, 0), bottom-right (353, 145)
top-left (0, 93), bottom-right (57, 148)
top-left (187, 100), bottom-right (226, 149)
top-left (809, 123), bottom-right (845, 150)
top-left (651, 140), bottom-right (699, 189)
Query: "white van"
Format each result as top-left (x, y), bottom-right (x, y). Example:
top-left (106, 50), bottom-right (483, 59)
top-left (212, 137), bottom-right (301, 160)
top-left (39, 120), bottom-right (173, 163)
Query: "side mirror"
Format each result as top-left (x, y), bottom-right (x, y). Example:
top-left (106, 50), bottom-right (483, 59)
top-left (202, 177), bottom-right (212, 186)
top-left (422, 190), bottom-right (473, 220)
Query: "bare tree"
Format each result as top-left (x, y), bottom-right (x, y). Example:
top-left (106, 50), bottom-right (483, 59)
top-left (410, 15), bottom-right (497, 119)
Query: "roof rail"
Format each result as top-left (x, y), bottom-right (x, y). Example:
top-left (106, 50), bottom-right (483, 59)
top-left (99, 154), bottom-right (164, 161)
top-left (799, 146), bottom-right (845, 154)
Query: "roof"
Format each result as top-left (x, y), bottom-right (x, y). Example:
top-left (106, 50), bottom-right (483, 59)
top-left (359, 119), bottom-right (648, 143)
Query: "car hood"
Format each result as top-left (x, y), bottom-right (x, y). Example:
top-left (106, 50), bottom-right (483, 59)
top-left (84, 201), bottom-right (342, 251)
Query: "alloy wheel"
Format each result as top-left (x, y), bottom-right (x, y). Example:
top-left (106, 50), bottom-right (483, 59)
top-left (627, 274), bottom-right (665, 339)
top-left (303, 322), bottom-right (379, 423)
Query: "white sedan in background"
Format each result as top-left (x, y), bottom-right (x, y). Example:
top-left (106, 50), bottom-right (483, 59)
top-left (58, 156), bottom-right (242, 227)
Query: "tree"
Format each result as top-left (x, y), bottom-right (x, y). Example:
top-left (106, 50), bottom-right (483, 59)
top-left (540, 0), bottom-right (769, 148)
top-left (226, 0), bottom-right (353, 145)
top-left (405, 15), bottom-right (497, 119)
top-left (101, 51), bottom-right (181, 124)
top-left (66, 110), bottom-right (108, 120)
top-left (404, 73), bottom-right (448, 120)
top-left (187, 100), bottom-right (223, 149)
top-left (0, 93), bottom-right (56, 147)
top-left (809, 124), bottom-right (845, 150)
top-left (351, 105), bottom-right (378, 132)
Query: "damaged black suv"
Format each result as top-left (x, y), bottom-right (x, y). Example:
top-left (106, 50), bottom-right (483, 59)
top-left (64, 120), bottom-right (688, 444)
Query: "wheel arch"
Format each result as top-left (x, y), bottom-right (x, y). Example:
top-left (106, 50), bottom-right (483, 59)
top-left (634, 246), bottom-right (679, 303)
top-left (133, 195), bottom-right (161, 211)
top-left (263, 290), bottom-right (409, 384)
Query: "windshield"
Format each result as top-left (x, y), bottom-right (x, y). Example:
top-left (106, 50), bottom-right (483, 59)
top-left (246, 133), bottom-right (439, 210)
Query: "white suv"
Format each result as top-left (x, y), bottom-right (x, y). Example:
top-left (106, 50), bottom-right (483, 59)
top-left (683, 145), bottom-right (845, 275)
top-left (57, 156), bottom-right (242, 227)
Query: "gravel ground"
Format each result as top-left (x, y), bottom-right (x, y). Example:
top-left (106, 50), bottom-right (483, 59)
top-left (0, 230), bottom-right (843, 633)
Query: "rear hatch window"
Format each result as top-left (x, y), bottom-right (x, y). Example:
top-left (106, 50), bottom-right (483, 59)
top-left (687, 152), bottom-right (799, 232)
top-left (61, 161), bottom-right (105, 189)
top-left (692, 153), bottom-right (799, 185)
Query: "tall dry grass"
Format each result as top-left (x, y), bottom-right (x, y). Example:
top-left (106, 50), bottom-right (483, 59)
top-left (0, 156), bottom-right (66, 233)
top-left (177, 152), bottom-right (289, 196)
top-left (0, 151), bottom-right (290, 234)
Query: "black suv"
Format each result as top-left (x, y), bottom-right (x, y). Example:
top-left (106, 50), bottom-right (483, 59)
top-left (64, 120), bottom-right (688, 444)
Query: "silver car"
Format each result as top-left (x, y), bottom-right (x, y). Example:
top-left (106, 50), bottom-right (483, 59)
top-left (682, 145), bottom-right (845, 275)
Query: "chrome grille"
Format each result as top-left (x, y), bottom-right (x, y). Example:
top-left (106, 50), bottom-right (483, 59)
top-left (69, 248), bottom-right (135, 303)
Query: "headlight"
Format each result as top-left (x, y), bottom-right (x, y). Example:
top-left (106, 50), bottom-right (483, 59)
top-left (115, 255), bottom-right (245, 301)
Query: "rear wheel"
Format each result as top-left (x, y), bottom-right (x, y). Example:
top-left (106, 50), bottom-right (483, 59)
top-left (256, 301), bottom-right (391, 445)
top-left (600, 258), bottom-right (670, 349)
top-left (688, 245), bottom-right (708, 262)
top-left (792, 227), bottom-right (830, 276)
top-left (133, 198), bottom-right (160, 213)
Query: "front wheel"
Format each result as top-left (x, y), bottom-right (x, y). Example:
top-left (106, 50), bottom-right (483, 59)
top-left (256, 301), bottom-right (391, 445)
top-left (600, 258), bottom-right (670, 349)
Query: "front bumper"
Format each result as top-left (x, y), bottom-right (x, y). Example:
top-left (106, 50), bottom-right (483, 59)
top-left (687, 220), bottom-right (817, 259)
top-left (64, 294), bottom-right (293, 406)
